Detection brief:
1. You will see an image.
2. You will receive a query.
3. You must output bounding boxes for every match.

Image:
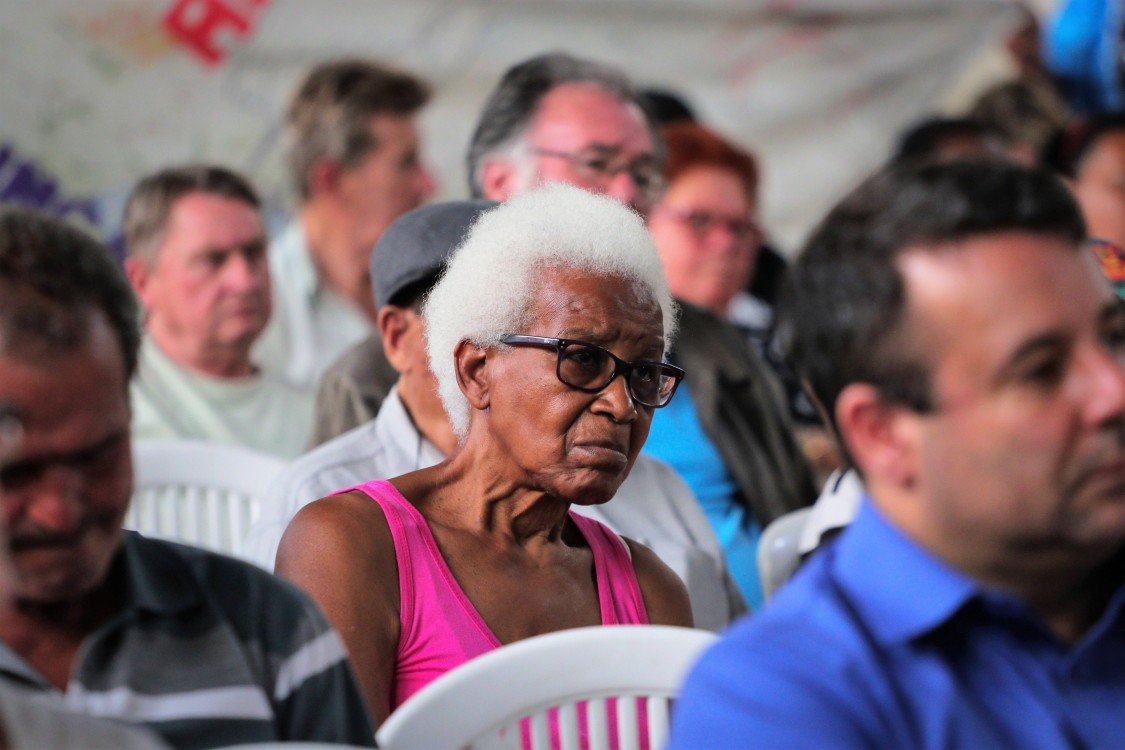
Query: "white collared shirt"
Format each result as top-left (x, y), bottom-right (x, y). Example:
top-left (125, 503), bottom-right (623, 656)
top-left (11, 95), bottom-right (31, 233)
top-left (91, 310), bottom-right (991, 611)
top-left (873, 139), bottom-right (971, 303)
top-left (253, 220), bottom-right (373, 393)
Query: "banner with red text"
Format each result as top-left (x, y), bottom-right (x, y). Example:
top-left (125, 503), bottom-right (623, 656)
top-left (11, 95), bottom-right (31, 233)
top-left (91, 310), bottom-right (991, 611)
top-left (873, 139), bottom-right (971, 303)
top-left (0, 0), bottom-right (1018, 252)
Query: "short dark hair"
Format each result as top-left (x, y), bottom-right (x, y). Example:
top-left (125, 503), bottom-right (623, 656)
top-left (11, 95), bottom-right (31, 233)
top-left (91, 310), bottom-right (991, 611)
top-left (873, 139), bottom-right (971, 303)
top-left (777, 160), bottom-right (1085, 436)
top-left (465, 52), bottom-right (658, 197)
top-left (892, 117), bottom-right (1003, 165)
top-left (638, 88), bottom-right (697, 126)
top-left (1041, 112), bottom-right (1125, 179)
top-left (286, 58), bottom-right (430, 201)
top-left (123, 164), bottom-right (260, 264)
top-left (388, 271), bottom-right (441, 311)
top-left (0, 207), bottom-right (141, 381)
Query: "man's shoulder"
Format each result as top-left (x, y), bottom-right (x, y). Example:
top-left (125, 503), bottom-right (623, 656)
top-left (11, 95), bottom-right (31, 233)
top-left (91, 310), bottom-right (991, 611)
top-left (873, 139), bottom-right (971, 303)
top-left (244, 419), bottom-right (387, 569)
top-left (321, 332), bottom-right (388, 381)
top-left (670, 551), bottom-right (887, 748)
top-left (127, 534), bottom-right (326, 626)
top-left (275, 418), bottom-right (384, 499)
top-left (616, 456), bottom-right (698, 517)
top-left (717, 550), bottom-right (863, 660)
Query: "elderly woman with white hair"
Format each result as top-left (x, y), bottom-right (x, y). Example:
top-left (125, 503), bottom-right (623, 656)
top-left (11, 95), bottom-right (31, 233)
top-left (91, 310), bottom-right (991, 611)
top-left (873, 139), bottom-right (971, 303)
top-left (276, 183), bottom-right (694, 725)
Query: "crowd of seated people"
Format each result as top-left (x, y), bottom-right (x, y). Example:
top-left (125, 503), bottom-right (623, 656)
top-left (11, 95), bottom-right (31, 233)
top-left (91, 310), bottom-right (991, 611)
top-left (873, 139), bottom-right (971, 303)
top-left (2, 14), bottom-right (1125, 748)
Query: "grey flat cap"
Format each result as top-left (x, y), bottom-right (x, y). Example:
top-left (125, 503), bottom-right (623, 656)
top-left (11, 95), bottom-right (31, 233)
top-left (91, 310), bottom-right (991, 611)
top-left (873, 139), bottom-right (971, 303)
top-left (371, 199), bottom-right (499, 308)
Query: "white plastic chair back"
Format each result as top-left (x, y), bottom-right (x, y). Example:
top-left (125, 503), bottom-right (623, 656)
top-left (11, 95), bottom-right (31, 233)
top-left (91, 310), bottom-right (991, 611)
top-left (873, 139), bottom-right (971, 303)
top-left (757, 506), bottom-right (814, 600)
top-left (376, 624), bottom-right (717, 750)
top-left (127, 439), bottom-right (285, 556)
top-left (211, 744), bottom-right (373, 750)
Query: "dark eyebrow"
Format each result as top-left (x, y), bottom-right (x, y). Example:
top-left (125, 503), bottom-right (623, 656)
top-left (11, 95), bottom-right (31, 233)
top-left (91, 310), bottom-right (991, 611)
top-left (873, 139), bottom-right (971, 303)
top-left (1100, 298), bottom-right (1125, 327)
top-left (1, 428), bottom-right (128, 477)
top-left (997, 299), bottom-right (1125, 381)
top-left (575, 143), bottom-right (625, 156)
top-left (199, 233), bottom-right (267, 256)
top-left (558, 329), bottom-right (615, 344)
top-left (997, 330), bottom-right (1070, 382)
top-left (558, 328), bottom-right (665, 356)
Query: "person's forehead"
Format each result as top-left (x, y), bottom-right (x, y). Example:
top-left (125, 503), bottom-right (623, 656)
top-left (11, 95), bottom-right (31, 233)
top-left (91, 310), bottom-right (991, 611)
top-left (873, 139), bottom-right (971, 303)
top-left (1078, 130), bottom-right (1125, 178)
top-left (0, 315), bottom-right (129, 444)
top-left (662, 165), bottom-right (756, 208)
top-left (897, 232), bottom-right (1104, 356)
top-left (529, 268), bottom-right (663, 340)
top-left (529, 82), bottom-right (652, 151)
top-left (366, 113), bottom-right (421, 151)
top-left (163, 192), bottom-right (263, 246)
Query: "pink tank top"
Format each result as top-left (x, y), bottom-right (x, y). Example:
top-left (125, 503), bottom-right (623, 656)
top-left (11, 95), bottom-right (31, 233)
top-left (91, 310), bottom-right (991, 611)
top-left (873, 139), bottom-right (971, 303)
top-left (343, 479), bottom-right (650, 709)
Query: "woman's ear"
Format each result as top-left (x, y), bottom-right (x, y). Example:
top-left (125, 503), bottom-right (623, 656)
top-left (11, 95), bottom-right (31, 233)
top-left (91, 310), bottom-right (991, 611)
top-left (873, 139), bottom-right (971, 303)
top-left (454, 339), bottom-right (490, 411)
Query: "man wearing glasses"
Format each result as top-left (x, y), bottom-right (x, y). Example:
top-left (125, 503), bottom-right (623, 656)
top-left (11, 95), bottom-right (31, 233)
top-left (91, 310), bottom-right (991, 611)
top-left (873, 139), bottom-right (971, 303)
top-left (466, 52), bottom-right (664, 218)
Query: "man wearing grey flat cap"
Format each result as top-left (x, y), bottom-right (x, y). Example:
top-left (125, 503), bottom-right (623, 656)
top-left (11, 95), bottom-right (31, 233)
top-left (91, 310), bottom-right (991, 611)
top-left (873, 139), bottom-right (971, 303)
top-left (243, 200), bottom-right (745, 631)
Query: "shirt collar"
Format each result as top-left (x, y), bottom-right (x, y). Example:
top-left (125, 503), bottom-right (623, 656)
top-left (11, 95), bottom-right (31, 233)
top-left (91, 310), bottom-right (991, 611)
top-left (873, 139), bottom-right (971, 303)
top-left (273, 220), bottom-right (324, 305)
top-left (834, 498), bottom-right (979, 645)
top-left (375, 387), bottom-right (447, 469)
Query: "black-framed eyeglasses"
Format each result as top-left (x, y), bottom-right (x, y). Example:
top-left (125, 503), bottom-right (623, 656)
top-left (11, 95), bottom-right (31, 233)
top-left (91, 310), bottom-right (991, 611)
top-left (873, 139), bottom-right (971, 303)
top-left (499, 334), bottom-right (684, 408)
top-left (531, 147), bottom-right (666, 199)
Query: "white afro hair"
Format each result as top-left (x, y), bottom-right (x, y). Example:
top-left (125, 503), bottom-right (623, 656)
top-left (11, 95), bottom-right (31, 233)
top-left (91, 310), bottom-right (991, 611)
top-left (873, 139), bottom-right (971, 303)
top-left (423, 182), bottom-right (678, 437)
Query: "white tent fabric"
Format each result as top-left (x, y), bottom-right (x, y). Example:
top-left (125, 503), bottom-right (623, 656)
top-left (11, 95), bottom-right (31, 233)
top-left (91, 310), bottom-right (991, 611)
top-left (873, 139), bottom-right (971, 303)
top-left (0, 0), bottom-right (1020, 252)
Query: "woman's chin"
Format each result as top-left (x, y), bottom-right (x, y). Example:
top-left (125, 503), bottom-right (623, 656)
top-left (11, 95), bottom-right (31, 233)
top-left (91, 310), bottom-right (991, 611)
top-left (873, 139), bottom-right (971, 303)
top-left (552, 470), bottom-right (629, 506)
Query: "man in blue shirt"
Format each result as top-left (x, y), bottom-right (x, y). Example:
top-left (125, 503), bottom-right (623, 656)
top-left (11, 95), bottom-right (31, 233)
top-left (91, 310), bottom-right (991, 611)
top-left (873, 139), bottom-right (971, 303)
top-left (669, 159), bottom-right (1125, 749)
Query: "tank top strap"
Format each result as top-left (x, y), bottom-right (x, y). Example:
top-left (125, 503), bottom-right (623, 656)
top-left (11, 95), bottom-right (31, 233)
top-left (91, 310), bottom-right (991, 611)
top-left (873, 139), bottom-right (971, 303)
top-left (333, 479), bottom-right (422, 643)
top-left (568, 511), bottom-right (650, 625)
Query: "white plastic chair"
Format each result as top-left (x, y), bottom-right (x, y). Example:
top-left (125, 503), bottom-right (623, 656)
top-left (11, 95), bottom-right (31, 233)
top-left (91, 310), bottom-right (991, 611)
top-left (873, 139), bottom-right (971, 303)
top-left (757, 506), bottom-right (814, 600)
top-left (211, 744), bottom-right (374, 750)
top-left (127, 439), bottom-right (285, 557)
top-left (376, 624), bottom-right (717, 750)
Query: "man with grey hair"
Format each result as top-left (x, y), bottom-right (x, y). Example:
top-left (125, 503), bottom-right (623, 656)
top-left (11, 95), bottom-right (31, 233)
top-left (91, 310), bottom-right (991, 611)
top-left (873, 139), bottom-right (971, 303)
top-left (255, 58), bottom-right (436, 394)
top-left (123, 165), bottom-right (313, 458)
top-left (466, 52), bottom-right (664, 217)
top-left (245, 196), bottom-right (744, 631)
top-left (466, 51), bottom-right (817, 610)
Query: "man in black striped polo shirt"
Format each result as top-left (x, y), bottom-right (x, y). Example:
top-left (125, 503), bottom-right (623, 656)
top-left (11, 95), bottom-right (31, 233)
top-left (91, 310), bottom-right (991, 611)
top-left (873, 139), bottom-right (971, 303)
top-left (0, 207), bottom-right (375, 749)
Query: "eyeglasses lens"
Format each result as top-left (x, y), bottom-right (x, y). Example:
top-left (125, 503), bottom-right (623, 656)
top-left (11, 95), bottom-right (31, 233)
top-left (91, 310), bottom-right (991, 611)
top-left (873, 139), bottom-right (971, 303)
top-left (558, 343), bottom-right (674, 406)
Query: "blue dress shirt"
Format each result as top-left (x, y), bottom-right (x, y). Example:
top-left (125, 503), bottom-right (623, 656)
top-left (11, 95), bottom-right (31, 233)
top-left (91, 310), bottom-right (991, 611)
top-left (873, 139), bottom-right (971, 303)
top-left (669, 499), bottom-right (1125, 749)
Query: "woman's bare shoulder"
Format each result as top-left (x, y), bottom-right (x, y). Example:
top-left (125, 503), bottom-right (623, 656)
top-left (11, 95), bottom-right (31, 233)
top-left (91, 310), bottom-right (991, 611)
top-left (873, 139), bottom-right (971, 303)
top-left (278, 489), bottom-right (395, 573)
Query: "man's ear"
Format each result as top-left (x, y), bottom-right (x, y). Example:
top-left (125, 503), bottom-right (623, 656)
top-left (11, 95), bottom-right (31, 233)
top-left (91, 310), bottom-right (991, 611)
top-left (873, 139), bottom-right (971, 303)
top-left (308, 159), bottom-right (343, 198)
top-left (123, 257), bottom-right (154, 310)
top-left (376, 306), bottom-right (414, 374)
top-left (835, 383), bottom-right (921, 490)
top-left (479, 159), bottom-right (519, 202)
top-left (453, 339), bottom-right (490, 412)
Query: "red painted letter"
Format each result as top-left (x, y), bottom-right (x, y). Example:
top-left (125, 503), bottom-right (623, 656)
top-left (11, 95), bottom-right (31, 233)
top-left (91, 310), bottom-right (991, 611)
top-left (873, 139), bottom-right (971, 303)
top-left (163, 0), bottom-right (251, 66)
